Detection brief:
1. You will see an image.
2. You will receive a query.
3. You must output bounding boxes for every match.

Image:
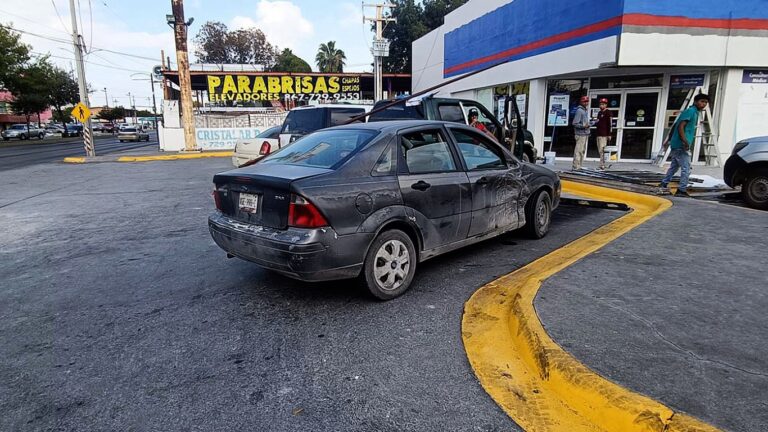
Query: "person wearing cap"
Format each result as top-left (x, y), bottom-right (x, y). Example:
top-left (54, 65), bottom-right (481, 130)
top-left (468, 108), bottom-right (497, 141)
top-left (658, 93), bottom-right (710, 197)
top-left (571, 95), bottom-right (591, 170)
top-left (595, 98), bottom-right (613, 170)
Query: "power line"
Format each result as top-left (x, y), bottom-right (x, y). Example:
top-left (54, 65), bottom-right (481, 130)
top-left (50, 0), bottom-right (71, 34)
top-left (1, 24), bottom-right (174, 65)
top-left (30, 51), bottom-right (148, 74)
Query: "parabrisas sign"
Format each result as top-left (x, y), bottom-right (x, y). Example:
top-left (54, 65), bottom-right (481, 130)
top-left (207, 75), bottom-right (361, 102)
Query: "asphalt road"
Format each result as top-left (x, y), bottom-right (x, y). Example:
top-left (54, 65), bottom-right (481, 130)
top-left (0, 158), bottom-right (622, 432)
top-left (0, 133), bottom-right (158, 171)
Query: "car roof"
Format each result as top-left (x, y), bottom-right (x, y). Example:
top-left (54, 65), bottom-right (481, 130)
top-left (290, 104), bottom-right (372, 111)
top-left (326, 119), bottom-right (472, 134)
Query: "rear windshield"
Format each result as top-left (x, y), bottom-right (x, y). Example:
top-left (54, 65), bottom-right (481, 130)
top-left (122, 128), bottom-right (137, 132)
top-left (281, 109), bottom-right (326, 135)
top-left (257, 125), bottom-right (281, 139)
top-left (261, 129), bottom-right (378, 169)
top-left (368, 102), bottom-right (425, 122)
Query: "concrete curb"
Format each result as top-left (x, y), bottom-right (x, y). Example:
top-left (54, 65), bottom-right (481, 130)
top-left (62, 151), bottom-right (232, 164)
top-left (462, 181), bottom-right (721, 432)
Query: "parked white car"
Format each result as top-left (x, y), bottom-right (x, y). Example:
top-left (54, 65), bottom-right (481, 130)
top-left (232, 125), bottom-right (282, 167)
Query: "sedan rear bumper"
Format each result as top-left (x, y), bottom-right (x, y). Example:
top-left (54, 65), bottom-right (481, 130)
top-left (208, 212), bottom-right (371, 281)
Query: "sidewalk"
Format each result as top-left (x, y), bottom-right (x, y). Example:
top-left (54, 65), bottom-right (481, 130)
top-left (536, 192), bottom-right (767, 431)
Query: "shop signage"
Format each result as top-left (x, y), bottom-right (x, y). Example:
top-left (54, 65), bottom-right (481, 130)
top-left (516, 94), bottom-right (527, 121)
top-left (547, 94), bottom-right (569, 127)
top-left (195, 127), bottom-right (262, 150)
top-left (206, 74), bottom-right (361, 102)
top-left (742, 70), bottom-right (768, 84)
top-left (670, 74), bottom-right (705, 88)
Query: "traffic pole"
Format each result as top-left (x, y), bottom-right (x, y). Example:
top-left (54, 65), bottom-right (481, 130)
top-left (69, 0), bottom-right (94, 156)
top-left (170, 0), bottom-right (198, 151)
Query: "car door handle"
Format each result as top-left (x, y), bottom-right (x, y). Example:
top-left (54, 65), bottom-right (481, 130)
top-left (476, 176), bottom-right (490, 185)
top-left (411, 181), bottom-right (431, 191)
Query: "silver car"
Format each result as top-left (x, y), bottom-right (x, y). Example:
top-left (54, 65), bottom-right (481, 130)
top-left (724, 136), bottom-right (768, 210)
top-left (117, 126), bottom-right (150, 142)
top-left (2, 124), bottom-right (46, 141)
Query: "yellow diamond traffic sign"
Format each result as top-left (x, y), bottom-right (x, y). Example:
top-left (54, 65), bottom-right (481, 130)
top-left (71, 102), bottom-right (91, 123)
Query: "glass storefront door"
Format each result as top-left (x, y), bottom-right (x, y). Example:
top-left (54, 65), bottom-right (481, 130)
top-left (620, 91), bottom-right (660, 160)
top-left (587, 89), bottom-right (661, 161)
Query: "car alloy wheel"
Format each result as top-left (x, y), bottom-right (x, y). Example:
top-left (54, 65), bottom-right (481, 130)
top-left (362, 229), bottom-right (417, 300)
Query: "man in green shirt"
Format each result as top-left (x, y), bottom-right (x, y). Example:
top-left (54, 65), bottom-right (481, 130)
top-left (659, 93), bottom-right (709, 196)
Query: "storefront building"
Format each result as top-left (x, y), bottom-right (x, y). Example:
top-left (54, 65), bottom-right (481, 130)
top-left (412, 0), bottom-right (768, 163)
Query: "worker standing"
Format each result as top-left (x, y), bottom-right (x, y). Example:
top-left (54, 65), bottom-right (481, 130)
top-left (594, 98), bottom-right (613, 170)
top-left (571, 96), bottom-right (591, 170)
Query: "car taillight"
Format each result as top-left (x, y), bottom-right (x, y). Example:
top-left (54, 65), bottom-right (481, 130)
top-left (212, 185), bottom-right (223, 211)
top-left (259, 141), bottom-right (271, 156)
top-left (288, 194), bottom-right (328, 228)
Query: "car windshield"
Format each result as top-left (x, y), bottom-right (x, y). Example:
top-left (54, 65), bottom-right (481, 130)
top-left (261, 129), bottom-right (378, 169)
top-left (257, 126), bottom-right (281, 139)
top-left (10, 125), bottom-right (26, 130)
top-left (281, 109), bottom-right (325, 135)
top-left (122, 128), bottom-right (136, 132)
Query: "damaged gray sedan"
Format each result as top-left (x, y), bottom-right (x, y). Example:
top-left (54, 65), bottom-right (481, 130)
top-left (209, 120), bottom-right (560, 300)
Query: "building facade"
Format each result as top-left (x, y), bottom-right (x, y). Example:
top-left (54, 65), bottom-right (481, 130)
top-left (412, 0), bottom-right (768, 163)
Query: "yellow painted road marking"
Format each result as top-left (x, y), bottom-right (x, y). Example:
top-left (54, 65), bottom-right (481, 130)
top-left (463, 180), bottom-right (721, 432)
top-left (62, 152), bottom-right (233, 163)
top-left (117, 151), bottom-right (232, 162)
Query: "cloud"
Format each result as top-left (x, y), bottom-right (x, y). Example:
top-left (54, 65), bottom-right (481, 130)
top-left (339, 3), bottom-right (364, 29)
top-left (231, 0), bottom-right (314, 51)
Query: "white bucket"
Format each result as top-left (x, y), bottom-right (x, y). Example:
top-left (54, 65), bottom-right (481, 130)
top-left (544, 151), bottom-right (557, 166)
top-left (604, 145), bottom-right (618, 163)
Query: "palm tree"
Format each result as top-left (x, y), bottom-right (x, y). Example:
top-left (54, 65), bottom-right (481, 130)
top-left (315, 41), bottom-right (346, 73)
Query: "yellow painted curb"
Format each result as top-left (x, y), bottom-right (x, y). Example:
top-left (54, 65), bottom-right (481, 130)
top-left (462, 180), bottom-right (721, 432)
top-left (117, 151), bottom-right (232, 162)
top-left (62, 157), bottom-right (86, 163)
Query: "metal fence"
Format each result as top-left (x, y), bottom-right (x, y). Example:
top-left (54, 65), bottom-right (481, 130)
top-left (193, 112), bottom-right (287, 129)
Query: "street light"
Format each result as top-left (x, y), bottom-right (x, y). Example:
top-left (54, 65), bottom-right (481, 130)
top-left (131, 72), bottom-right (159, 130)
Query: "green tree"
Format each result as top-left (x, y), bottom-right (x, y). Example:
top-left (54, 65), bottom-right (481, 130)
top-left (271, 48), bottom-right (312, 73)
top-left (97, 106), bottom-right (126, 122)
top-left (315, 41), bottom-right (346, 73)
top-left (0, 24), bottom-right (31, 89)
top-left (193, 21), bottom-right (230, 63)
top-left (9, 60), bottom-right (50, 131)
top-left (193, 21), bottom-right (277, 66)
top-left (47, 67), bottom-right (79, 127)
top-left (379, 0), bottom-right (468, 73)
top-left (380, 1), bottom-right (426, 74)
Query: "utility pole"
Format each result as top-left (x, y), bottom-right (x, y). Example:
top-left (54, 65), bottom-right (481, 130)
top-left (364, 3), bottom-right (395, 102)
top-left (169, 0), bottom-right (198, 151)
top-left (103, 88), bottom-right (109, 108)
top-left (69, 0), bottom-right (95, 156)
top-left (150, 74), bottom-right (158, 130)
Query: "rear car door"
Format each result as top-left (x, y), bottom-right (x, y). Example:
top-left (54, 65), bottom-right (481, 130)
top-left (397, 127), bottom-right (471, 250)
top-left (448, 126), bottom-right (523, 237)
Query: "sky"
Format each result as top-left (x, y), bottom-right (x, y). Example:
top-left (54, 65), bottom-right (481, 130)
top-left (1, 0), bottom-right (377, 110)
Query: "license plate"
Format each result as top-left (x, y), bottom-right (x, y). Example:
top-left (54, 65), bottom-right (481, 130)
top-left (238, 193), bottom-right (259, 213)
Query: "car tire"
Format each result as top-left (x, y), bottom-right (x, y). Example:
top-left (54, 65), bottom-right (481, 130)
top-left (19, 134), bottom-right (27, 140)
top-left (38, 133), bottom-right (44, 139)
top-left (743, 169), bottom-right (768, 210)
top-left (523, 189), bottom-right (552, 239)
top-left (361, 229), bottom-right (417, 300)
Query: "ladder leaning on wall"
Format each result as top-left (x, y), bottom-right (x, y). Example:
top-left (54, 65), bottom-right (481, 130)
top-left (653, 86), bottom-right (722, 167)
